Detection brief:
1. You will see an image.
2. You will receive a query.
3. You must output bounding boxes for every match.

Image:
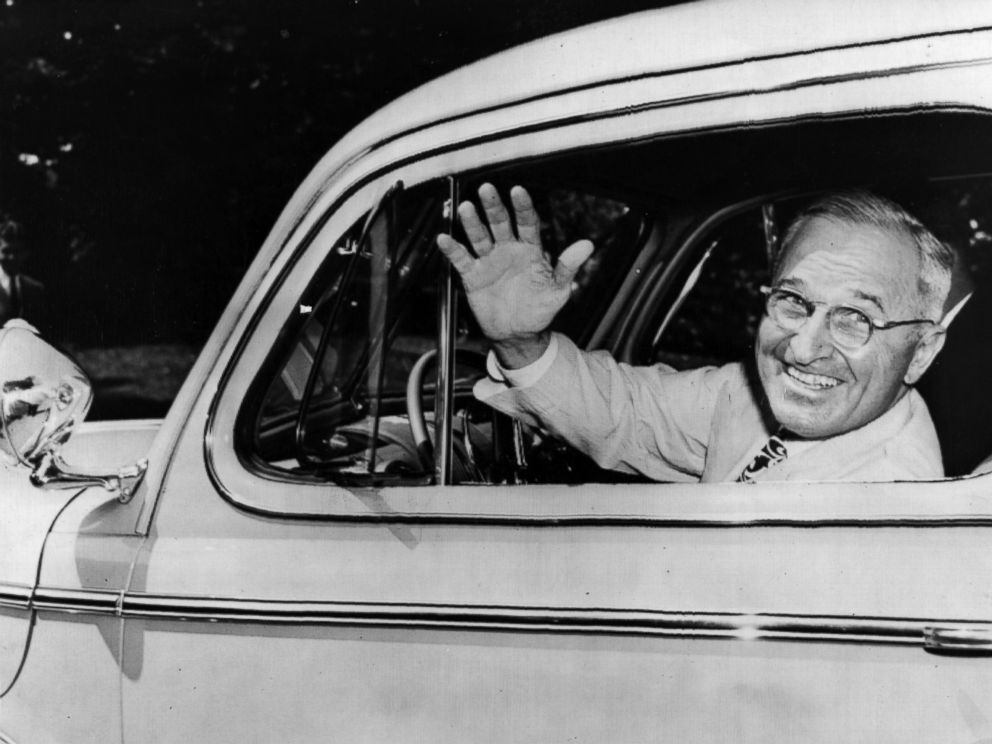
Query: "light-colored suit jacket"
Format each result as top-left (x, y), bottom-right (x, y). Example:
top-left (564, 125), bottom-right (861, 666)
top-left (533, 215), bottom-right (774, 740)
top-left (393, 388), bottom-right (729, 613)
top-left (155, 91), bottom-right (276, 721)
top-left (475, 333), bottom-right (943, 482)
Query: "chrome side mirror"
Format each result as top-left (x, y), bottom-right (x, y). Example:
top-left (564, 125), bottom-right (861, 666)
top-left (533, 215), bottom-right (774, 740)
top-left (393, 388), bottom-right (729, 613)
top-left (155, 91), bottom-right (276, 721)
top-left (0, 321), bottom-right (147, 502)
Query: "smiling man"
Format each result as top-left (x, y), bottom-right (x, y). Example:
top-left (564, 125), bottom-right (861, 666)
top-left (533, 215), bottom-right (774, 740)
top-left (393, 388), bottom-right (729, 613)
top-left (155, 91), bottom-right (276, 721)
top-left (437, 186), bottom-right (953, 482)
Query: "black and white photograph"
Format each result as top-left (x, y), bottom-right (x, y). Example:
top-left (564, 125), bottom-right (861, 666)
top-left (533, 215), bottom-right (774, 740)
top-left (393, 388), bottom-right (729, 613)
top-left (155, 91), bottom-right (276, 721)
top-left (3, 0), bottom-right (992, 741)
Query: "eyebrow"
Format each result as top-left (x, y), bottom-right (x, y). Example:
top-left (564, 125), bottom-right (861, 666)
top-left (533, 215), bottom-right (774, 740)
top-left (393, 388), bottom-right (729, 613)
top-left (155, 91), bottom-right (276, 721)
top-left (776, 277), bottom-right (805, 291)
top-left (850, 290), bottom-right (885, 314)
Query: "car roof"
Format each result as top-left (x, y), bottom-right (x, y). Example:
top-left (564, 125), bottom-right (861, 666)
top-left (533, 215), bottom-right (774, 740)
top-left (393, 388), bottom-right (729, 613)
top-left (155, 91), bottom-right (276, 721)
top-left (329, 0), bottom-right (992, 164)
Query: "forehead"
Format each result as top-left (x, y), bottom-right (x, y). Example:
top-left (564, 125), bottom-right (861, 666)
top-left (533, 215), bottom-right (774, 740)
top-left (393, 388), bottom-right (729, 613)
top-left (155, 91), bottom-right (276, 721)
top-left (775, 216), bottom-right (919, 305)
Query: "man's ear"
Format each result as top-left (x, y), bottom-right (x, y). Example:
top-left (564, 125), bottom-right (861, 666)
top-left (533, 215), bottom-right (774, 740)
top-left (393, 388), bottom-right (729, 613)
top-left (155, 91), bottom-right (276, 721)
top-left (905, 327), bottom-right (947, 385)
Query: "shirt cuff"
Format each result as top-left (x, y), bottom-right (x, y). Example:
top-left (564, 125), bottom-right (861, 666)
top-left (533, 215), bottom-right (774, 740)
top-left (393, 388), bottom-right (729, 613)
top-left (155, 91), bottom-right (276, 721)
top-left (486, 333), bottom-right (560, 389)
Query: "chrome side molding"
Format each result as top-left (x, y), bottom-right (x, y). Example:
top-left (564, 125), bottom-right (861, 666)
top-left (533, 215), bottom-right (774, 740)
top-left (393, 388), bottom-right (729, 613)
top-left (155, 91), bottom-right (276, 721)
top-left (924, 626), bottom-right (992, 655)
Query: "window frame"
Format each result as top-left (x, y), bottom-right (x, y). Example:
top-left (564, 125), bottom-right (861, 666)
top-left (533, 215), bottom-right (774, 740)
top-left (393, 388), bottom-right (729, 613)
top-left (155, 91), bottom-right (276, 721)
top-left (202, 50), bottom-right (992, 522)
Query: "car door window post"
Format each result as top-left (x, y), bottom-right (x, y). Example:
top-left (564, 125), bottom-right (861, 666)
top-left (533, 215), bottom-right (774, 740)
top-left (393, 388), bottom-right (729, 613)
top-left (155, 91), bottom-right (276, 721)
top-left (434, 176), bottom-right (459, 485)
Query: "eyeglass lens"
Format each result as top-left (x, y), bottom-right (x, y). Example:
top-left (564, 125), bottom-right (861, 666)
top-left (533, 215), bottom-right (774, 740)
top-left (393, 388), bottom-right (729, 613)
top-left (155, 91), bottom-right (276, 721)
top-left (766, 290), bottom-right (873, 347)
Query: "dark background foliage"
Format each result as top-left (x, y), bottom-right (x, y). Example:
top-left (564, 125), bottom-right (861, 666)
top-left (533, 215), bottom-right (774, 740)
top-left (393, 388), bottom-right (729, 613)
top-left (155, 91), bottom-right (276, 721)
top-left (0, 0), bottom-right (668, 351)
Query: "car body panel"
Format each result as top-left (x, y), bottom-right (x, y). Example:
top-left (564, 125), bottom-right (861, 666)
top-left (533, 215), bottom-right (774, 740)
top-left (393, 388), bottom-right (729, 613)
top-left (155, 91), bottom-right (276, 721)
top-left (0, 476), bottom-right (73, 697)
top-left (0, 418), bottom-right (157, 697)
top-left (122, 478), bottom-right (992, 741)
top-left (120, 623), bottom-right (992, 743)
top-left (0, 419), bottom-right (158, 738)
top-left (58, 418), bottom-right (161, 470)
top-left (113, 388), bottom-right (992, 741)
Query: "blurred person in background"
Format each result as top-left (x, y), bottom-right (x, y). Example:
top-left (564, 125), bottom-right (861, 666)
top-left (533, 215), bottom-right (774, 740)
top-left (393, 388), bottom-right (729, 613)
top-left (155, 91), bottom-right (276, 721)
top-left (0, 215), bottom-right (46, 333)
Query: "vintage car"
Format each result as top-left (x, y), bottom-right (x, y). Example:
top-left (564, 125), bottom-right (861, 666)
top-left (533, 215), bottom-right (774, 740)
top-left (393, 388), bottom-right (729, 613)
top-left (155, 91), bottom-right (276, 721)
top-left (4, 1), bottom-right (992, 741)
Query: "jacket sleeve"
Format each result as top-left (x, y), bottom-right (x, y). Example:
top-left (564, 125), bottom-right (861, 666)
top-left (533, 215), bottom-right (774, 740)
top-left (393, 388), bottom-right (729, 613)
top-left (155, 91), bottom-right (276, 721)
top-left (474, 333), bottom-right (725, 481)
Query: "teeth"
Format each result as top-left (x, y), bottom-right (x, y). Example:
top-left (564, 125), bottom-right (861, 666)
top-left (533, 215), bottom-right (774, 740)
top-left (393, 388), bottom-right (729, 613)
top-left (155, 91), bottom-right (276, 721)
top-left (785, 366), bottom-right (840, 389)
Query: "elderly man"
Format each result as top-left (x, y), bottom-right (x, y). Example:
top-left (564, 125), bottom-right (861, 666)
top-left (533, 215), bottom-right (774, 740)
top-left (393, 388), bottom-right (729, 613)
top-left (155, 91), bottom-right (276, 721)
top-left (437, 184), bottom-right (953, 482)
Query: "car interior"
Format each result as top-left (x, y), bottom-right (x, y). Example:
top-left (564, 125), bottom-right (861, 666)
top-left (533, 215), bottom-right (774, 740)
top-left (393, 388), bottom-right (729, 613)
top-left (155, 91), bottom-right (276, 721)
top-left (242, 109), bottom-right (992, 484)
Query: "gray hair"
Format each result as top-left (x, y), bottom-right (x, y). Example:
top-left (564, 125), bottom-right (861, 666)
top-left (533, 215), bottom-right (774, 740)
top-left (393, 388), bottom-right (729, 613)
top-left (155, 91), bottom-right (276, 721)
top-left (777, 190), bottom-right (953, 321)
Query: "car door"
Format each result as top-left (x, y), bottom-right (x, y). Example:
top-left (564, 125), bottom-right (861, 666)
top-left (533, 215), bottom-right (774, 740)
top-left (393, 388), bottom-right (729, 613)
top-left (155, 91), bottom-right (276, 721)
top-left (119, 27), bottom-right (992, 743)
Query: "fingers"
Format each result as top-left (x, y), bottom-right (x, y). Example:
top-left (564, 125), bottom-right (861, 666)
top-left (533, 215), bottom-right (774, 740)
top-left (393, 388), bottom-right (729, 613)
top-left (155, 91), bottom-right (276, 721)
top-left (451, 183), bottom-right (540, 259)
top-left (510, 185), bottom-right (541, 246)
top-left (478, 183), bottom-right (515, 244)
top-left (456, 200), bottom-right (493, 257)
top-left (436, 233), bottom-right (476, 276)
top-left (554, 239), bottom-right (594, 286)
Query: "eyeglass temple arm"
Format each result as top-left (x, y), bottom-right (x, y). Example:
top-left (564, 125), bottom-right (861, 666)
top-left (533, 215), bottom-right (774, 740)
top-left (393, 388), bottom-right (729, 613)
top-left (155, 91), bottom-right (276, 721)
top-left (873, 317), bottom-right (939, 330)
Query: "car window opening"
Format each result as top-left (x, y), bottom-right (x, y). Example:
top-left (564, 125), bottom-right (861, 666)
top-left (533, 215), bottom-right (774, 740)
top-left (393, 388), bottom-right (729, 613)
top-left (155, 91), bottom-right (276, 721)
top-left (242, 110), bottom-right (992, 491)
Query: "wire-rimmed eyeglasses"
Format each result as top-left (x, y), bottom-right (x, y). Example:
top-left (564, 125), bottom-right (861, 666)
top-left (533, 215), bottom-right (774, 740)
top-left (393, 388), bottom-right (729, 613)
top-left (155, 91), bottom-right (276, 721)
top-left (759, 285), bottom-right (937, 349)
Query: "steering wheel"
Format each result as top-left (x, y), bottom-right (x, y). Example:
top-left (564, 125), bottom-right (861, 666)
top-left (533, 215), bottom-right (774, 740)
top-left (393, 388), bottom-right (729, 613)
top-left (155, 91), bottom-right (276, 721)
top-left (405, 348), bottom-right (500, 480)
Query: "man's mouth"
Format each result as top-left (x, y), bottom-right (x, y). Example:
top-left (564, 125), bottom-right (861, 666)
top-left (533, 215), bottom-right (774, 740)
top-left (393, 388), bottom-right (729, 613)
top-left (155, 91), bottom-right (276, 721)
top-left (783, 364), bottom-right (842, 390)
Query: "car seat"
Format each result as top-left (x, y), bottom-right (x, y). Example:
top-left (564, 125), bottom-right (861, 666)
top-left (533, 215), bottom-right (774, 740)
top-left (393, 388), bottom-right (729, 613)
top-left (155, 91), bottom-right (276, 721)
top-left (916, 283), bottom-right (992, 477)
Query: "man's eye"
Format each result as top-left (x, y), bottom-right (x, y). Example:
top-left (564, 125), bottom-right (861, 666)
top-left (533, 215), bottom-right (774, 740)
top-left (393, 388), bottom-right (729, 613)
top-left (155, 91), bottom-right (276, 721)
top-left (832, 308), bottom-right (872, 336)
top-left (775, 293), bottom-right (808, 317)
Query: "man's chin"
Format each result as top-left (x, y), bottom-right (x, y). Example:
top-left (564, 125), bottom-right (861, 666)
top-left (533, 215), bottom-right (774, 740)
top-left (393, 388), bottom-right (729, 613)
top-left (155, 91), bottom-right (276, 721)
top-left (767, 395), bottom-right (844, 439)
top-left (779, 418), bottom-right (832, 439)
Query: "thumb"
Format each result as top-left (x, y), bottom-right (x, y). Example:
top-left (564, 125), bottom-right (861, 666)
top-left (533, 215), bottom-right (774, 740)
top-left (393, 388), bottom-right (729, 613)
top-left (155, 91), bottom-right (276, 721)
top-left (553, 239), bottom-right (594, 286)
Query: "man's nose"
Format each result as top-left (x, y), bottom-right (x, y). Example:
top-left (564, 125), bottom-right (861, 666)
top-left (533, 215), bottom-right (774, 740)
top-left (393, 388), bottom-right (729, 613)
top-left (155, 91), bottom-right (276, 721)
top-left (788, 311), bottom-right (834, 363)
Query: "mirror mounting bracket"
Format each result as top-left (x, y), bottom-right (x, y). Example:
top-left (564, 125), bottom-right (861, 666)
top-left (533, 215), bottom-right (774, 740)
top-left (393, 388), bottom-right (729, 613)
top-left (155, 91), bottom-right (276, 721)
top-left (30, 452), bottom-right (149, 503)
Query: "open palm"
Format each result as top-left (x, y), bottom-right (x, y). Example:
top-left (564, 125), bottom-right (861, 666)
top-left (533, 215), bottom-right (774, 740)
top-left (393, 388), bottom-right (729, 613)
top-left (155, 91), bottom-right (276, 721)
top-left (437, 183), bottom-right (593, 346)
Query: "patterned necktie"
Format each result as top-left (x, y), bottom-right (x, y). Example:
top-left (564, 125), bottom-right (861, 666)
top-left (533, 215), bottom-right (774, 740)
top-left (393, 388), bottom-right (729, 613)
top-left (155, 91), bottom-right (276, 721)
top-left (737, 428), bottom-right (788, 483)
